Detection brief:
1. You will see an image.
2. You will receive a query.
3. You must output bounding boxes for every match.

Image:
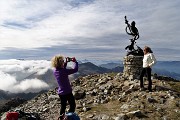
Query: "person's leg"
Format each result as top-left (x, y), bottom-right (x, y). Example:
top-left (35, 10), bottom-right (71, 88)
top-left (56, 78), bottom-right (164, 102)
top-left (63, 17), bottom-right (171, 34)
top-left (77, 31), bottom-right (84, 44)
top-left (146, 67), bottom-right (152, 91)
top-left (139, 68), bottom-right (145, 88)
top-left (66, 93), bottom-right (76, 113)
top-left (59, 94), bottom-right (67, 120)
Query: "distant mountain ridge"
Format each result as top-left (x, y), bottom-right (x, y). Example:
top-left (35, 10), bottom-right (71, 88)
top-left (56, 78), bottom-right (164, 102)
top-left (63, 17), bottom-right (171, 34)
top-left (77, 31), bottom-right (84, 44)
top-left (99, 62), bottom-right (122, 69)
top-left (77, 62), bottom-right (110, 76)
top-left (76, 62), bottom-right (123, 77)
top-left (99, 61), bottom-right (180, 80)
top-left (1, 61), bottom-right (179, 101)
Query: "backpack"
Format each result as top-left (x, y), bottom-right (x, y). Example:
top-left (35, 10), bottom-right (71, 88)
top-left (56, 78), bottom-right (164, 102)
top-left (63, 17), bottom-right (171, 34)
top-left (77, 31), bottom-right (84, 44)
top-left (5, 110), bottom-right (40, 120)
top-left (6, 112), bottom-right (19, 120)
top-left (58, 112), bottom-right (80, 120)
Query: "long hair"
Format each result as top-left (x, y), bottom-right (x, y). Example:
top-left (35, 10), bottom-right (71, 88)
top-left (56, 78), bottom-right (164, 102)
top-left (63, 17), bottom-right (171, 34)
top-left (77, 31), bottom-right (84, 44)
top-left (51, 55), bottom-right (64, 68)
top-left (144, 46), bottom-right (153, 53)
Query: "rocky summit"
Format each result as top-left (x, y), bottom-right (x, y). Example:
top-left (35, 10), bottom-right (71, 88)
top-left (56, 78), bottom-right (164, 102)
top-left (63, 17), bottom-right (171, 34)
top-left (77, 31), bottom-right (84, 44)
top-left (1, 73), bottom-right (180, 120)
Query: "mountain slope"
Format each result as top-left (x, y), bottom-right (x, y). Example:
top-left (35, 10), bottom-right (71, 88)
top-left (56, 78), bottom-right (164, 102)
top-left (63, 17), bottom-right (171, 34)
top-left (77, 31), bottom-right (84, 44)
top-left (0, 90), bottom-right (9, 100)
top-left (2, 73), bottom-right (179, 120)
top-left (154, 61), bottom-right (180, 72)
top-left (76, 62), bottom-right (111, 77)
top-left (153, 68), bottom-right (180, 80)
top-left (153, 61), bottom-right (180, 78)
top-left (99, 62), bottom-right (122, 69)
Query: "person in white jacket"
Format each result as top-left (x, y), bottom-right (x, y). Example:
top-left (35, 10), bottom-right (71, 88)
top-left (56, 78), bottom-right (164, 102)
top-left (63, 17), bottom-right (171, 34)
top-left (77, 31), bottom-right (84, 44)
top-left (139, 46), bottom-right (156, 92)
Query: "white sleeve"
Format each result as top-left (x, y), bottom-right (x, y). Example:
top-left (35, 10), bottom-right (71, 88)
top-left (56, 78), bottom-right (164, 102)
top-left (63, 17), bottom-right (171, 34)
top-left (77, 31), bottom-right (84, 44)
top-left (149, 53), bottom-right (156, 67)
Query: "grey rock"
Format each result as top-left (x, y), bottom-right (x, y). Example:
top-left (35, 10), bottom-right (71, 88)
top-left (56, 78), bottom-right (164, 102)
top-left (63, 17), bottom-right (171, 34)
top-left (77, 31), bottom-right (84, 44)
top-left (48, 95), bottom-right (59, 101)
top-left (147, 97), bottom-right (158, 103)
top-left (115, 113), bottom-right (128, 120)
top-left (126, 110), bottom-right (144, 118)
top-left (86, 114), bottom-right (94, 119)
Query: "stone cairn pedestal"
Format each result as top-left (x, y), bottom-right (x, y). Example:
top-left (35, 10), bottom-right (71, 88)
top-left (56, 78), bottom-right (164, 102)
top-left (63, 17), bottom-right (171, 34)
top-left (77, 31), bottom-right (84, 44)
top-left (123, 55), bottom-right (143, 80)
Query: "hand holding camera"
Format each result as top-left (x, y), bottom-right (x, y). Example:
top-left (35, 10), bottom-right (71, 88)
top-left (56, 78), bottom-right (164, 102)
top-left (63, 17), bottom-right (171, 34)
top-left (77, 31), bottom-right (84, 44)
top-left (66, 57), bottom-right (76, 62)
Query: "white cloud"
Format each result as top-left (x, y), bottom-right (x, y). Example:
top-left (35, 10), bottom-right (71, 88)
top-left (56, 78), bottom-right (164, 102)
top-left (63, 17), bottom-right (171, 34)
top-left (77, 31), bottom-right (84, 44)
top-left (0, 59), bottom-right (81, 93)
top-left (0, 71), bottom-right (17, 90)
top-left (0, 0), bottom-right (127, 50)
top-left (0, 59), bottom-right (51, 93)
top-left (13, 78), bottom-right (49, 93)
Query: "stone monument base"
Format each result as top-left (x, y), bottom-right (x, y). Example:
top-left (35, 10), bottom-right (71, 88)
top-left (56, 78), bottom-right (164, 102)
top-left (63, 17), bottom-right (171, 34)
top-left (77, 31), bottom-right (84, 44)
top-left (123, 55), bottom-right (143, 80)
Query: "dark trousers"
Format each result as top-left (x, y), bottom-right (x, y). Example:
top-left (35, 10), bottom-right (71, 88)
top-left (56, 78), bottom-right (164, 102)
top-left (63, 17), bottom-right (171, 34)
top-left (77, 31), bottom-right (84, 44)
top-left (59, 93), bottom-right (76, 116)
top-left (139, 67), bottom-right (152, 91)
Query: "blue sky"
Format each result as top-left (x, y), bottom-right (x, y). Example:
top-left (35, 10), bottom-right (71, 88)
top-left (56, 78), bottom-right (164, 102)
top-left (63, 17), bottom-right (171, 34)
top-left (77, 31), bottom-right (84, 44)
top-left (0, 0), bottom-right (180, 61)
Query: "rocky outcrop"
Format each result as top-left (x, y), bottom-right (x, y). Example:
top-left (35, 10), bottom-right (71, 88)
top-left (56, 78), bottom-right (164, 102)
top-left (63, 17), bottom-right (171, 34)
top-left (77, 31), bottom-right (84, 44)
top-left (2, 73), bottom-right (180, 120)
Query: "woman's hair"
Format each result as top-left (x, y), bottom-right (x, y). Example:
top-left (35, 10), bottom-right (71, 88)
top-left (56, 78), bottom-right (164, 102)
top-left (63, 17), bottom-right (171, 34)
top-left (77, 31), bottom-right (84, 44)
top-left (144, 46), bottom-right (153, 53)
top-left (51, 55), bottom-right (64, 68)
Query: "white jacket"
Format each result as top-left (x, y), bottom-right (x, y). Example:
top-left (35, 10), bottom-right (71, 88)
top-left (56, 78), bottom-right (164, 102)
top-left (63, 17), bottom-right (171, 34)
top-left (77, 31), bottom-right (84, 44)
top-left (143, 53), bottom-right (156, 68)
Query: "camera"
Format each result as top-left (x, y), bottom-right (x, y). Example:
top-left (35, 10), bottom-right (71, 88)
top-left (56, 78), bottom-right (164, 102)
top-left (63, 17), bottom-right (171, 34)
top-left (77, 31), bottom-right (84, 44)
top-left (66, 57), bottom-right (76, 62)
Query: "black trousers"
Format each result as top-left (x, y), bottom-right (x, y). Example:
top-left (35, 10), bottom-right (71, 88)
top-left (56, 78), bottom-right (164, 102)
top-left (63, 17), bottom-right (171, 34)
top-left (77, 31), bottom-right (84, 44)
top-left (59, 93), bottom-right (76, 116)
top-left (139, 67), bottom-right (152, 90)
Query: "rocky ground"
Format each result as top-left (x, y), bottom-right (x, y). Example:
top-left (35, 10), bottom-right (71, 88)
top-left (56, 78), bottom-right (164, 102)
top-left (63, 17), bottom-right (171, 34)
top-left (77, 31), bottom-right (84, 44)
top-left (1, 73), bottom-right (180, 120)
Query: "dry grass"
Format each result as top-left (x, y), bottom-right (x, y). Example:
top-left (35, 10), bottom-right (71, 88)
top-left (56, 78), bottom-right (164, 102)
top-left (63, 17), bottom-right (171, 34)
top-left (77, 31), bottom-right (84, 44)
top-left (168, 81), bottom-right (180, 92)
top-left (83, 100), bottom-right (122, 115)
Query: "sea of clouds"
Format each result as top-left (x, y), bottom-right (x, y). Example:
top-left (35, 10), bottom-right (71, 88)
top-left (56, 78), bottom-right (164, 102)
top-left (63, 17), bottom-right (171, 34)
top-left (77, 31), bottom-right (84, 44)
top-left (0, 59), bottom-right (78, 93)
top-left (0, 59), bottom-right (52, 93)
